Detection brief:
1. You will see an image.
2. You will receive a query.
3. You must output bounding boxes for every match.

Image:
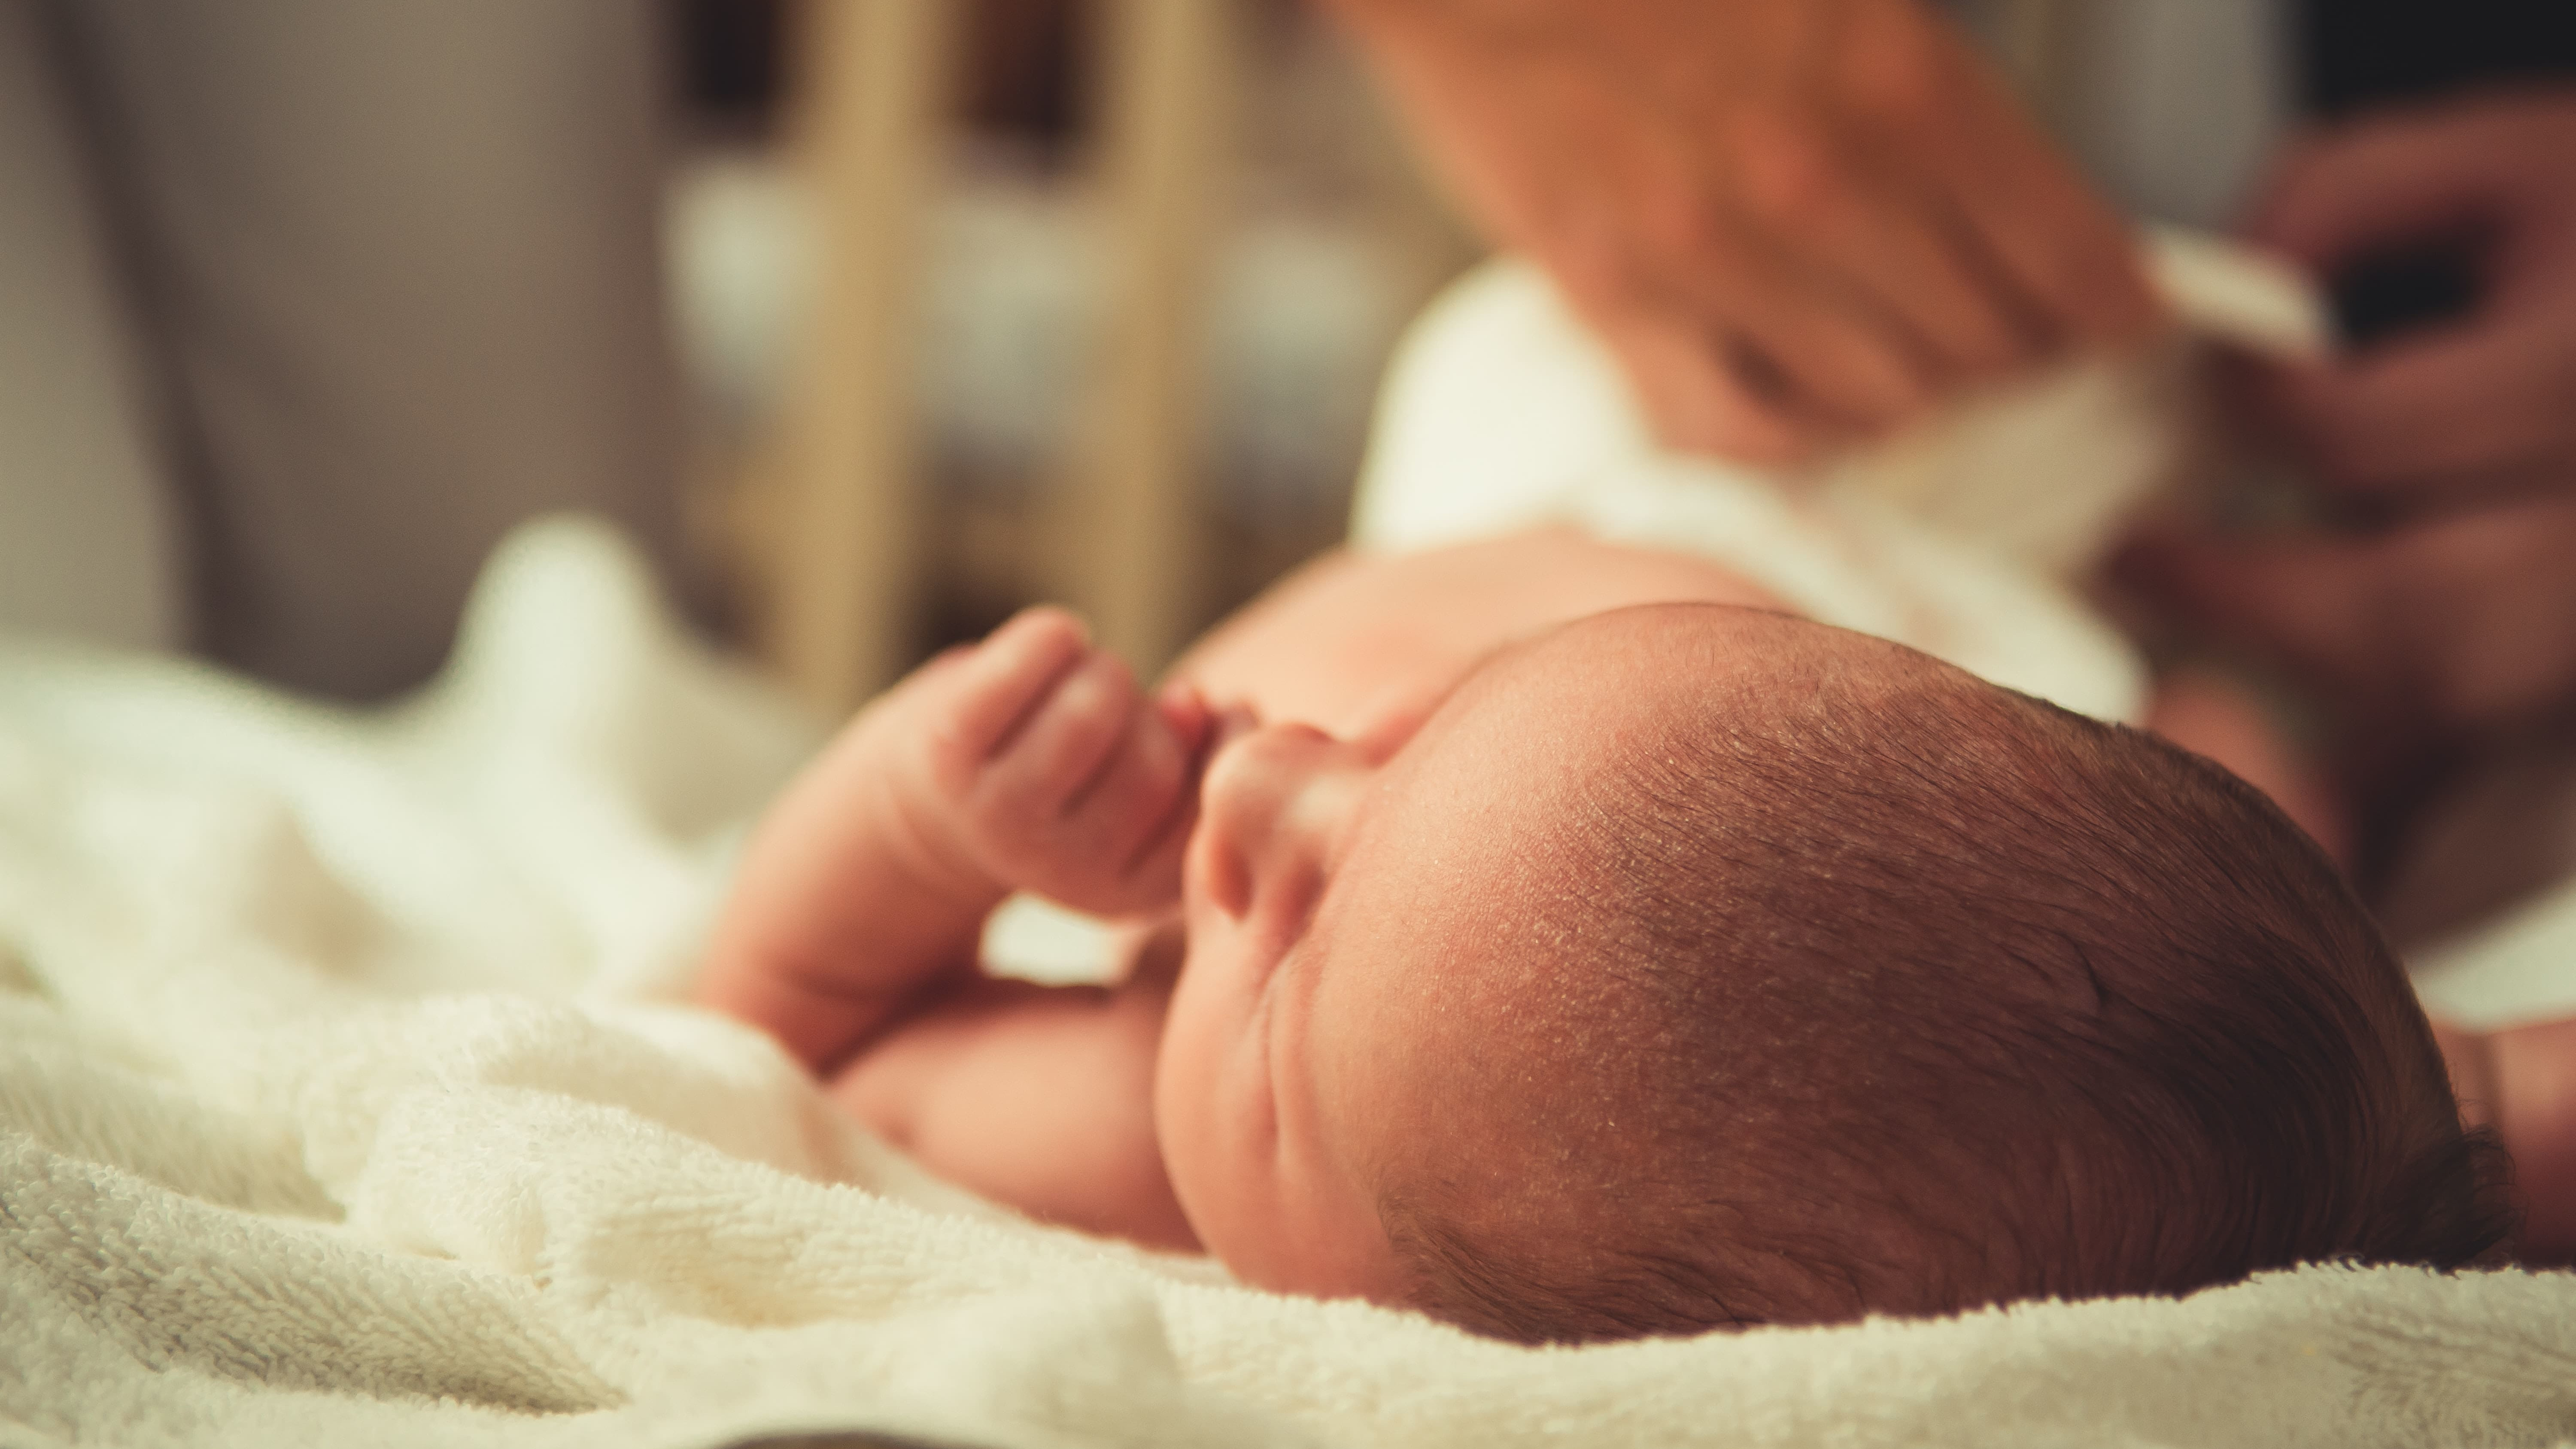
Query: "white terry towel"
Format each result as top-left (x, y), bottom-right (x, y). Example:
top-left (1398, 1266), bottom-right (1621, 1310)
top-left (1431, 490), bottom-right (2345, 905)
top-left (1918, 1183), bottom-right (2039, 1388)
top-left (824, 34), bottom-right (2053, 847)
top-left (8, 519), bottom-right (2576, 1448)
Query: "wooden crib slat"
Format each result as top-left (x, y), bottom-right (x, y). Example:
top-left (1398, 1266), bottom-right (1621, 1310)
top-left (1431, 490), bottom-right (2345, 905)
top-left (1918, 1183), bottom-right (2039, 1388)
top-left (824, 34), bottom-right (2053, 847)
top-left (1050, 0), bottom-right (1242, 675)
top-left (761, 0), bottom-right (960, 717)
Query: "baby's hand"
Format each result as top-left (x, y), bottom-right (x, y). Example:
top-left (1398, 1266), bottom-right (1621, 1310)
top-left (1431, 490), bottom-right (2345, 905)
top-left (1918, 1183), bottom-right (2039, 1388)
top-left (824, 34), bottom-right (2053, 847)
top-left (887, 607), bottom-right (1210, 917)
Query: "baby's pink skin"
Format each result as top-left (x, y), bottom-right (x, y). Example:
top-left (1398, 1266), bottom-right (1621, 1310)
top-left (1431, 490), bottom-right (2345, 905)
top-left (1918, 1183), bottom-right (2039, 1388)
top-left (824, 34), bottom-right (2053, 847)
top-left (701, 529), bottom-right (2338, 1303)
top-left (701, 531), bottom-right (1783, 1279)
top-left (699, 608), bottom-right (1208, 1070)
top-left (1161, 603), bottom-right (1880, 1301)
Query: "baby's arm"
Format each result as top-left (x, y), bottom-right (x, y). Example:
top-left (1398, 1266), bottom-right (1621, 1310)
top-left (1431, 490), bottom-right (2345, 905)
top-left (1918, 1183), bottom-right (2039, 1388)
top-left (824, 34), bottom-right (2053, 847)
top-left (698, 608), bottom-right (1207, 1072)
top-left (831, 927), bottom-right (1197, 1248)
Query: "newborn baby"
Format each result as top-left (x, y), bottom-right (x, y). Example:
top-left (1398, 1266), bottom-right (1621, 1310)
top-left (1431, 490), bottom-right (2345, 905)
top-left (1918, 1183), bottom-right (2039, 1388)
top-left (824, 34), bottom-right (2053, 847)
top-left (697, 527), bottom-right (2510, 1343)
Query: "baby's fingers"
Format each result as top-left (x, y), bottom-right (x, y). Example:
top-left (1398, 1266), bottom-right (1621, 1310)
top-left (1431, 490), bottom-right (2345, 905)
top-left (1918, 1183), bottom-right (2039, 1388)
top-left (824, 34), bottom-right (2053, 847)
top-left (925, 607), bottom-right (1090, 772)
top-left (1058, 687), bottom-right (1206, 911)
top-left (978, 647), bottom-right (1146, 822)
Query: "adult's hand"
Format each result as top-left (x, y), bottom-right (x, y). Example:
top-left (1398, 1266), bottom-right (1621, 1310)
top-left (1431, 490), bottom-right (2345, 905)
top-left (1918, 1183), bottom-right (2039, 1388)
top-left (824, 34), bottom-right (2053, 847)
top-left (2244, 92), bottom-right (2576, 504)
top-left (1326, 0), bottom-right (2162, 464)
top-left (2123, 91), bottom-right (2576, 756)
top-left (2119, 496), bottom-right (2576, 753)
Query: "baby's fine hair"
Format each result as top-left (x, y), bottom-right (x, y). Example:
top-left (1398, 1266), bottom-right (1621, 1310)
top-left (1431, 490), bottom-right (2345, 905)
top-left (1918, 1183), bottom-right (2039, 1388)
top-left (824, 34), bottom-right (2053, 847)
top-left (1386, 644), bottom-right (2513, 1343)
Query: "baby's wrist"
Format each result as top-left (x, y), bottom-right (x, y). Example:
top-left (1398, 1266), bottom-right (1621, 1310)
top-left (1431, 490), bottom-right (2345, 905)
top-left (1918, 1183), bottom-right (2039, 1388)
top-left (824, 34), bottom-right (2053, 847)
top-left (869, 771), bottom-right (1016, 922)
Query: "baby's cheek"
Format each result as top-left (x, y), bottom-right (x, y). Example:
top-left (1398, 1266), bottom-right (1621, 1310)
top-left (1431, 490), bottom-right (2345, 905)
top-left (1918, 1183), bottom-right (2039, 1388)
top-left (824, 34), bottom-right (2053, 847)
top-left (1152, 976), bottom-right (1224, 1203)
top-left (1152, 955), bottom-right (1275, 1264)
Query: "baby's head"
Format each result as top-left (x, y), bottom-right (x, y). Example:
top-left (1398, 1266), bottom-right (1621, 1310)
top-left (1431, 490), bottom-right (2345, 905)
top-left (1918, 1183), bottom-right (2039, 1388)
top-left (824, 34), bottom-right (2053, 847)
top-left (1156, 603), bottom-right (2511, 1341)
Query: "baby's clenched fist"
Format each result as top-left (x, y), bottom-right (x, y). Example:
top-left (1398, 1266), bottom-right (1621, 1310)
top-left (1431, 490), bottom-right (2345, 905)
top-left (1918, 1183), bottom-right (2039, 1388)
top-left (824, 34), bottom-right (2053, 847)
top-left (888, 608), bottom-right (1209, 917)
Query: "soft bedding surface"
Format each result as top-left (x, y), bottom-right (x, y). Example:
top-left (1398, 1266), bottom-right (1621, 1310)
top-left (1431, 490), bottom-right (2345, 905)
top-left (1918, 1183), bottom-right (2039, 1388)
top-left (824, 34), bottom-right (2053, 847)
top-left (6, 519), bottom-right (2576, 1449)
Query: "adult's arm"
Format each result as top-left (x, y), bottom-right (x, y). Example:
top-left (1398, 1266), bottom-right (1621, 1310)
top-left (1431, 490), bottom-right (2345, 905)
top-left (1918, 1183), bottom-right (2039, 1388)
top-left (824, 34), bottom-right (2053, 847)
top-left (1323, 0), bottom-right (2163, 463)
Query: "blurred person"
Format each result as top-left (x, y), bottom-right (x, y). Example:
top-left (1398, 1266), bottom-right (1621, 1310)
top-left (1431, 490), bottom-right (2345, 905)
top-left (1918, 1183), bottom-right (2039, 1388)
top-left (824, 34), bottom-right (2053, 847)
top-left (0, 0), bottom-right (687, 700)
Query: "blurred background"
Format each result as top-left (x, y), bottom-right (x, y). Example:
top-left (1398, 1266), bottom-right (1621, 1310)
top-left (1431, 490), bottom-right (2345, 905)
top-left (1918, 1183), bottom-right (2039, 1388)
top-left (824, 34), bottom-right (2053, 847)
top-left (665, 0), bottom-right (1477, 713)
top-left (0, 0), bottom-right (1479, 721)
top-left (11, 0), bottom-right (2574, 723)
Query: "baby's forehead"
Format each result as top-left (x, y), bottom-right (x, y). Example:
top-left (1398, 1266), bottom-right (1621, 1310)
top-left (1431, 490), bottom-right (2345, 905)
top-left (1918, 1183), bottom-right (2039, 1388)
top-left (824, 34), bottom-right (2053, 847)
top-left (1329, 601), bottom-right (1970, 987)
top-left (1431, 604), bottom-right (1919, 750)
top-left (1313, 611), bottom-right (1973, 1236)
top-left (1348, 605), bottom-right (2003, 1017)
top-left (1327, 609), bottom-right (1826, 1002)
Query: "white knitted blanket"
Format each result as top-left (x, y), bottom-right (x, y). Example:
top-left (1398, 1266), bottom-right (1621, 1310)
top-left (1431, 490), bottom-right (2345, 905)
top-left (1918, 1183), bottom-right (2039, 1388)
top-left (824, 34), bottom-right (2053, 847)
top-left (7, 519), bottom-right (2576, 1449)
